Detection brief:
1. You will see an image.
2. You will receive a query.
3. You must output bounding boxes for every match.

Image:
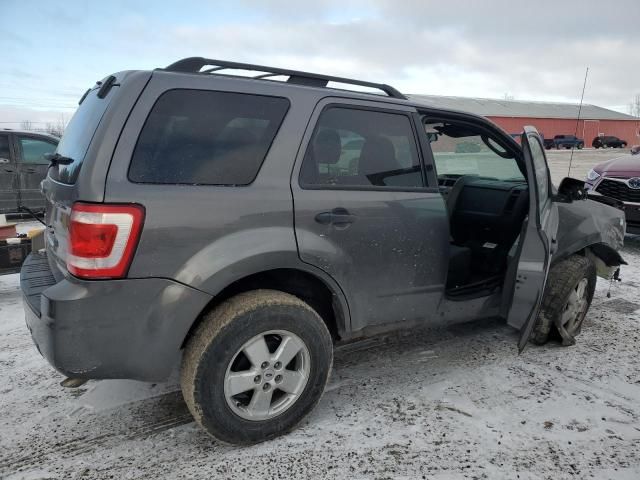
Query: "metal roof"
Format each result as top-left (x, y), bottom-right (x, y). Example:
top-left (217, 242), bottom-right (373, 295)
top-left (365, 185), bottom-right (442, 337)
top-left (0, 128), bottom-right (60, 140)
top-left (408, 94), bottom-right (639, 121)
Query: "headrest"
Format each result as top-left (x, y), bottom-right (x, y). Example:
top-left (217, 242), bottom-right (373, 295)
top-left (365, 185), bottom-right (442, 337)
top-left (313, 129), bottom-right (342, 164)
top-left (358, 135), bottom-right (398, 176)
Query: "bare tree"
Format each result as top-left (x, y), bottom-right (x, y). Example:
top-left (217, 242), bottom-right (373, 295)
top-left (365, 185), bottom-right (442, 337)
top-left (503, 93), bottom-right (515, 101)
top-left (20, 120), bottom-right (33, 131)
top-left (45, 120), bottom-right (65, 138)
top-left (629, 94), bottom-right (640, 117)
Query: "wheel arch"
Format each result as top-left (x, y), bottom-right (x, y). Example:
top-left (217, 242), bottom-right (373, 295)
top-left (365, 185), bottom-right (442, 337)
top-left (554, 242), bottom-right (626, 279)
top-left (181, 266), bottom-right (350, 349)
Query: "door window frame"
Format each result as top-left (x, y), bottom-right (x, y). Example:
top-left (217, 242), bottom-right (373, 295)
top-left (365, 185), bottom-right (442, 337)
top-left (416, 111), bottom-right (526, 183)
top-left (296, 99), bottom-right (438, 193)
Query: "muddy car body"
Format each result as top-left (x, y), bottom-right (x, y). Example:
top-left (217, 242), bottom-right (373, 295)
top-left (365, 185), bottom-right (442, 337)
top-left (21, 58), bottom-right (625, 444)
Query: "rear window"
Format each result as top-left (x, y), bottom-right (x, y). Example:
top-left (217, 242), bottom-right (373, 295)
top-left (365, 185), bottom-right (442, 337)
top-left (52, 88), bottom-right (114, 184)
top-left (128, 90), bottom-right (290, 185)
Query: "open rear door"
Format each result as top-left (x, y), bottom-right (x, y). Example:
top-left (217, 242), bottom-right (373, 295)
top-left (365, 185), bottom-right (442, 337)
top-left (506, 126), bottom-right (559, 352)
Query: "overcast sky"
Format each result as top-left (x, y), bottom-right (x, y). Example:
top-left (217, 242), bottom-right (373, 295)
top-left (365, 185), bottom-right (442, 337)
top-left (2, 0), bottom-right (639, 128)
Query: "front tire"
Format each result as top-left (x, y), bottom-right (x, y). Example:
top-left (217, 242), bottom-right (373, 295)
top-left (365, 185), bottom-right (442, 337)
top-left (531, 255), bottom-right (596, 346)
top-left (181, 290), bottom-right (333, 445)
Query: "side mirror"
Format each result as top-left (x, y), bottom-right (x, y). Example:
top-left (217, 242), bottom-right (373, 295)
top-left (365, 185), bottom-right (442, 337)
top-left (555, 177), bottom-right (588, 203)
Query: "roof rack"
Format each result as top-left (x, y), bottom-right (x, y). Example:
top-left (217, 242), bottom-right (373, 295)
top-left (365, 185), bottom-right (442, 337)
top-left (164, 57), bottom-right (407, 100)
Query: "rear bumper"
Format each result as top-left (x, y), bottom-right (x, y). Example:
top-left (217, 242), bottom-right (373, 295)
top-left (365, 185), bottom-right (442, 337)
top-left (21, 253), bottom-right (212, 381)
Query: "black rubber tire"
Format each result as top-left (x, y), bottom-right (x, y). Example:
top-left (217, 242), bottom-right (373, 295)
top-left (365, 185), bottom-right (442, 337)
top-left (530, 255), bottom-right (597, 345)
top-left (577, 143), bottom-right (584, 150)
top-left (181, 289), bottom-right (333, 445)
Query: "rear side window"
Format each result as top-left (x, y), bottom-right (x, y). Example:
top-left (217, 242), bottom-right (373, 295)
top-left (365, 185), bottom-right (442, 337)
top-left (299, 107), bottom-right (423, 189)
top-left (129, 90), bottom-right (290, 185)
top-left (0, 135), bottom-right (10, 161)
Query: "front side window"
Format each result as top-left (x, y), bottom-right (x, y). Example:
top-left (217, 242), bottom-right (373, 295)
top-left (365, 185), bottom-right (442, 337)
top-left (527, 134), bottom-right (550, 211)
top-left (300, 107), bottom-right (423, 189)
top-left (129, 90), bottom-right (290, 185)
top-left (425, 121), bottom-right (524, 182)
top-left (18, 137), bottom-right (57, 164)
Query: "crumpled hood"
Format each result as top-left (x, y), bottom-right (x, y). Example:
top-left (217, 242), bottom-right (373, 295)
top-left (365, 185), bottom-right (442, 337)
top-left (594, 154), bottom-right (640, 178)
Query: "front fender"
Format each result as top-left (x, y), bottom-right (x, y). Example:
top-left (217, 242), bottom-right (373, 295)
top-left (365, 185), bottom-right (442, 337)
top-left (555, 199), bottom-right (625, 266)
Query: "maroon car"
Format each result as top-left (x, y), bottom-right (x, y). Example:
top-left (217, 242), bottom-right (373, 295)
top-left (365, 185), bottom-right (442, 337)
top-left (586, 147), bottom-right (640, 233)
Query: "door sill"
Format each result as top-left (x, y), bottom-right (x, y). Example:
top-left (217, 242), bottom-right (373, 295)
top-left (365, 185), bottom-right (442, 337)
top-left (445, 274), bottom-right (503, 300)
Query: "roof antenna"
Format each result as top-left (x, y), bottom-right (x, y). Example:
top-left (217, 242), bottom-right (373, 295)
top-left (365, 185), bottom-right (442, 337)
top-left (568, 67), bottom-right (589, 177)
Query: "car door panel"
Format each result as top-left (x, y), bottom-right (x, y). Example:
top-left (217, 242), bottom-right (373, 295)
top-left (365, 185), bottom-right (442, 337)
top-left (291, 99), bottom-right (448, 333)
top-left (294, 189), bottom-right (448, 331)
top-left (504, 126), bottom-right (559, 351)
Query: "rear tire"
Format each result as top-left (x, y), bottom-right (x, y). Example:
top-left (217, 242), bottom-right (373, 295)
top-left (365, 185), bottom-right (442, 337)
top-left (531, 255), bottom-right (596, 345)
top-left (181, 290), bottom-right (333, 445)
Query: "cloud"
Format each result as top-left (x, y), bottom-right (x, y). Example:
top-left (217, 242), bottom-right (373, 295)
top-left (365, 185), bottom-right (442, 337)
top-left (2, 0), bottom-right (639, 126)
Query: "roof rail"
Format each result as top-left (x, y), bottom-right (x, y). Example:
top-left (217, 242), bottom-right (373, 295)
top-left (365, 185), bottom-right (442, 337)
top-left (164, 57), bottom-right (407, 100)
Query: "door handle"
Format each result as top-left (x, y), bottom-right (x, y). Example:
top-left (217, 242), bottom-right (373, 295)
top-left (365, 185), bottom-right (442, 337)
top-left (314, 208), bottom-right (356, 226)
top-left (26, 168), bottom-right (37, 174)
top-left (3, 168), bottom-right (15, 173)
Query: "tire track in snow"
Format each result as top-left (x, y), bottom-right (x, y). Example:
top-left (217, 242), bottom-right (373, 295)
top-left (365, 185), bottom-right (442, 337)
top-left (0, 391), bottom-right (193, 475)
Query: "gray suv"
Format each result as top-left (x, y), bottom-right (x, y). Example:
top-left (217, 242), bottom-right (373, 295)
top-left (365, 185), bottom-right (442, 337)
top-left (21, 57), bottom-right (626, 445)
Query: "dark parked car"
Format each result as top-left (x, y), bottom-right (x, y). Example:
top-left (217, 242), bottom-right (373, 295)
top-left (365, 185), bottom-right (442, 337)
top-left (21, 57), bottom-right (625, 445)
top-left (0, 129), bottom-right (58, 214)
top-left (592, 135), bottom-right (627, 149)
top-left (543, 138), bottom-right (556, 149)
top-left (550, 134), bottom-right (584, 149)
top-left (586, 148), bottom-right (640, 233)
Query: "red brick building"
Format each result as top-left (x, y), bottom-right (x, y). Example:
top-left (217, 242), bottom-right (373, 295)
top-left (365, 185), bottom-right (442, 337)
top-left (411, 95), bottom-right (640, 146)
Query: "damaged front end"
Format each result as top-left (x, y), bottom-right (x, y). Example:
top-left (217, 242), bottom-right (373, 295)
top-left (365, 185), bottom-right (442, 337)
top-left (555, 196), bottom-right (627, 279)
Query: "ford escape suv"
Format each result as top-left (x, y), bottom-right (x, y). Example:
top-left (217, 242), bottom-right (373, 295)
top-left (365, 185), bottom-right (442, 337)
top-left (21, 57), bottom-right (626, 445)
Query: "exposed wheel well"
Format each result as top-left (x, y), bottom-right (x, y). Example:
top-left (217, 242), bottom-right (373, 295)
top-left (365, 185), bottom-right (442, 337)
top-left (182, 269), bottom-right (344, 348)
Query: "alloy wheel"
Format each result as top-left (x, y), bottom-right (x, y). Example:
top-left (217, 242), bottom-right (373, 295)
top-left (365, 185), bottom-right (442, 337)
top-left (224, 330), bottom-right (311, 421)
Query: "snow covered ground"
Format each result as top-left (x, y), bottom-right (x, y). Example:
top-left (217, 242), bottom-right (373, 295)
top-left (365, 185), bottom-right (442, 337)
top-left (1, 240), bottom-right (640, 479)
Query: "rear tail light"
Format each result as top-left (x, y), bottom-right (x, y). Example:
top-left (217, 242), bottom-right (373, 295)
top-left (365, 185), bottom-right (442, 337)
top-left (67, 203), bottom-right (145, 279)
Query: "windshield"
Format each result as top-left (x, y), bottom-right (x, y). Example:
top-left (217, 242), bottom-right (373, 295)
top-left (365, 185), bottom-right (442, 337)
top-left (51, 87), bottom-right (114, 184)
